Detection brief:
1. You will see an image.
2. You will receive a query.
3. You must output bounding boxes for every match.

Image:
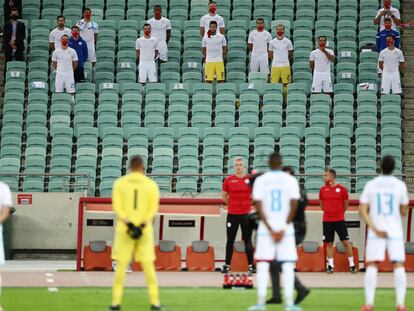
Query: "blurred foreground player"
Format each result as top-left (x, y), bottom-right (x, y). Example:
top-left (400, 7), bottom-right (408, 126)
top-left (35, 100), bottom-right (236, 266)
top-left (109, 156), bottom-right (163, 311)
top-left (360, 156), bottom-right (409, 311)
top-left (249, 153), bottom-right (302, 311)
top-left (0, 182), bottom-right (12, 311)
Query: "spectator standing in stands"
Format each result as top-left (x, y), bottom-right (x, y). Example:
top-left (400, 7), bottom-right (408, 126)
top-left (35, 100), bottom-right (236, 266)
top-left (202, 21), bottom-right (227, 84)
top-left (309, 36), bottom-right (335, 96)
top-left (200, 1), bottom-right (225, 37)
top-left (69, 25), bottom-right (88, 83)
top-left (136, 24), bottom-right (159, 85)
top-left (376, 17), bottom-right (400, 52)
top-left (147, 5), bottom-right (171, 64)
top-left (379, 35), bottom-right (405, 95)
top-left (374, 0), bottom-right (401, 31)
top-left (221, 157), bottom-right (255, 274)
top-left (77, 8), bottom-right (98, 65)
top-left (3, 7), bottom-right (25, 62)
top-left (268, 24), bottom-right (293, 94)
top-left (3, 0), bottom-right (21, 28)
top-left (49, 15), bottom-right (71, 51)
top-left (319, 169), bottom-right (356, 274)
top-left (248, 18), bottom-right (272, 74)
top-left (52, 35), bottom-right (78, 100)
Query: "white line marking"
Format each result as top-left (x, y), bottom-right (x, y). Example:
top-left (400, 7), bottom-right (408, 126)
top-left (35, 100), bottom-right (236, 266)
top-left (46, 278), bottom-right (55, 283)
top-left (45, 273), bottom-right (54, 277)
top-left (48, 287), bottom-right (59, 292)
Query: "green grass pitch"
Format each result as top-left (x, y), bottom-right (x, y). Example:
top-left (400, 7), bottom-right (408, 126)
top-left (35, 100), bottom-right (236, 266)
top-left (3, 288), bottom-right (414, 311)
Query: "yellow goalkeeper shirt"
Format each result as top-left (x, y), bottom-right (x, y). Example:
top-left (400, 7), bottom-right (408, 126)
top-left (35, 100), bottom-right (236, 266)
top-left (112, 172), bottom-right (160, 233)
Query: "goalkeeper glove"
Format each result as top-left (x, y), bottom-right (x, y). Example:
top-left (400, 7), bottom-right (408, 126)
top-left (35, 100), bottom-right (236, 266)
top-left (126, 223), bottom-right (145, 240)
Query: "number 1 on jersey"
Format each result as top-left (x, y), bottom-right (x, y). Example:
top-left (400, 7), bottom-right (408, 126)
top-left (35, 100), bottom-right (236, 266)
top-left (271, 190), bottom-right (282, 211)
top-left (134, 189), bottom-right (138, 210)
top-left (376, 193), bottom-right (393, 215)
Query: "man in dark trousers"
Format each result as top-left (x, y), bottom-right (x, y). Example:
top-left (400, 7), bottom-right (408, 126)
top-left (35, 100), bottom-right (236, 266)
top-left (221, 157), bottom-right (255, 274)
top-left (3, 7), bottom-right (25, 62)
top-left (267, 166), bottom-right (310, 306)
top-left (69, 25), bottom-right (88, 83)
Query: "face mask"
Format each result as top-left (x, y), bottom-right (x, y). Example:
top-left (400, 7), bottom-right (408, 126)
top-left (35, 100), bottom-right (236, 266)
top-left (384, 24), bottom-right (392, 30)
top-left (257, 25), bottom-right (264, 31)
top-left (209, 7), bottom-right (216, 13)
top-left (61, 39), bottom-right (69, 47)
top-left (84, 12), bottom-right (91, 19)
top-left (277, 31), bottom-right (284, 37)
top-left (154, 11), bottom-right (161, 19)
top-left (387, 40), bottom-right (393, 46)
top-left (384, 3), bottom-right (391, 9)
top-left (144, 30), bottom-right (151, 36)
top-left (71, 31), bottom-right (79, 38)
top-left (319, 42), bottom-right (326, 48)
top-left (207, 30), bottom-right (216, 38)
top-left (10, 15), bottom-right (18, 21)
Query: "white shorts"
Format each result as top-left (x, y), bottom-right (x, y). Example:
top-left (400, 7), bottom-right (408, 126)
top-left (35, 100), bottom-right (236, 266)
top-left (254, 224), bottom-right (297, 262)
top-left (365, 237), bottom-right (405, 263)
top-left (381, 72), bottom-right (402, 94)
top-left (55, 74), bottom-right (76, 93)
top-left (250, 56), bottom-right (269, 74)
top-left (139, 61), bottom-right (157, 83)
top-left (157, 40), bottom-right (168, 62)
top-left (87, 43), bottom-right (96, 63)
top-left (312, 72), bottom-right (333, 93)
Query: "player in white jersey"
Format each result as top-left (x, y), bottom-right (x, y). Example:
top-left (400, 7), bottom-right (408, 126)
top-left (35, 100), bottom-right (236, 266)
top-left (360, 156), bottom-right (409, 311)
top-left (0, 181), bottom-right (13, 311)
top-left (248, 18), bottom-right (272, 74)
top-left (136, 24), bottom-right (159, 85)
top-left (309, 36), bottom-right (335, 96)
top-left (249, 153), bottom-right (302, 311)
top-left (77, 8), bottom-right (98, 64)
top-left (52, 35), bottom-right (78, 96)
top-left (49, 15), bottom-right (71, 51)
top-left (200, 1), bottom-right (225, 37)
top-left (202, 21), bottom-right (227, 83)
top-left (379, 35), bottom-right (404, 95)
top-left (147, 5), bottom-right (171, 63)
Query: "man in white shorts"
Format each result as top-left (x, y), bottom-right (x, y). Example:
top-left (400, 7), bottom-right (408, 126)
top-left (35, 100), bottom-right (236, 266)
top-left (309, 36), bottom-right (335, 96)
top-left (200, 1), bottom-right (225, 37)
top-left (360, 156), bottom-right (409, 311)
top-left (248, 18), bottom-right (272, 74)
top-left (379, 35), bottom-right (404, 95)
top-left (147, 5), bottom-right (171, 63)
top-left (249, 152), bottom-right (302, 311)
top-left (52, 35), bottom-right (78, 97)
top-left (136, 24), bottom-right (159, 85)
top-left (49, 15), bottom-right (71, 51)
top-left (0, 182), bottom-right (12, 311)
top-left (77, 8), bottom-right (98, 65)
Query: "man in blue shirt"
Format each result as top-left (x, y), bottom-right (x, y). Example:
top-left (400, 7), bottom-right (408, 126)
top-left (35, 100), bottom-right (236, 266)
top-left (376, 17), bottom-right (400, 52)
top-left (69, 25), bottom-right (88, 82)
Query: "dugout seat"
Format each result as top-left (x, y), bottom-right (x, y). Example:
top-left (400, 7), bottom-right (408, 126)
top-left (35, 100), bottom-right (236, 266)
top-left (83, 240), bottom-right (112, 271)
top-left (405, 243), bottom-right (414, 272)
top-left (230, 241), bottom-right (249, 272)
top-left (185, 240), bottom-right (215, 271)
top-left (296, 241), bottom-right (325, 272)
top-left (155, 240), bottom-right (182, 271)
top-left (333, 242), bottom-right (360, 272)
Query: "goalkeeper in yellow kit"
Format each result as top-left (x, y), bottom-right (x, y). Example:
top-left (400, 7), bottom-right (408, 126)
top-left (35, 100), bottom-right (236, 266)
top-left (109, 156), bottom-right (164, 311)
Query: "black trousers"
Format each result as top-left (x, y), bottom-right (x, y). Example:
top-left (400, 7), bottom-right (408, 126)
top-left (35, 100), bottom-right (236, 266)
top-left (74, 66), bottom-right (85, 83)
top-left (225, 213), bottom-right (254, 266)
top-left (5, 45), bottom-right (24, 62)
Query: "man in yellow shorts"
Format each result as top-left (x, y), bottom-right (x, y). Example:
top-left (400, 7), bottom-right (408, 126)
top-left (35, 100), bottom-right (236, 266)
top-left (109, 155), bottom-right (163, 311)
top-left (268, 24), bottom-right (294, 94)
top-left (202, 20), bottom-right (227, 83)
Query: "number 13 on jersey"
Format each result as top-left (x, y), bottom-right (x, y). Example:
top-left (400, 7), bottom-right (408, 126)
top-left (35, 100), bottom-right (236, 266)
top-left (376, 192), bottom-right (394, 215)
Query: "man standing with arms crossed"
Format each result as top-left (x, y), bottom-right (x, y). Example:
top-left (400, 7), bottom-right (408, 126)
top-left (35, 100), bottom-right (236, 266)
top-left (360, 156), bottom-right (409, 311)
top-left (248, 18), bottom-right (272, 74)
top-left (200, 1), bottom-right (225, 37)
top-left (109, 156), bottom-right (163, 311)
top-left (147, 5), bottom-right (171, 64)
top-left (77, 8), bottom-right (98, 66)
top-left (221, 157), bottom-right (255, 274)
top-left (319, 169), bottom-right (356, 274)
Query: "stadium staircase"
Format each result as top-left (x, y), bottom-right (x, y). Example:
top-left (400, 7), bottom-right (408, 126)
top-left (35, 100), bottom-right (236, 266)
top-left (401, 0), bottom-right (414, 192)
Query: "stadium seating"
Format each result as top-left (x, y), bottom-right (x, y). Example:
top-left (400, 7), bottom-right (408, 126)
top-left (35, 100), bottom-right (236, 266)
top-left (154, 241), bottom-right (182, 271)
top-left (185, 241), bottom-right (215, 271)
top-left (405, 243), bottom-right (414, 272)
top-left (83, 241), bottom-right (113, 271)
top-left (296, 241), bottom-right (325, 272)
top-left (333, 242), bottom-right (360, 272)
top-left (230, 241), bottom-right (249, 272)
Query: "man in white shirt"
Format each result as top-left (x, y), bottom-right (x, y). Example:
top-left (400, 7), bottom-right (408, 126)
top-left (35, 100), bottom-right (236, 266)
top-left (77, 8), bottom-right (98, 64)
top-left (309, 36), bottom-right (335, 96)
top-left (200, 1), bottom-right (225, 37)
top-left (248, 152), bottom-right (301, 311)
top-left (202, 21), bottom-right (227, 83)
top-left (0, 182), bottom-right (13, 311)
top-left (147, 5), bottom-right (171, 63)
top-left (248, 18), bottom-right (272, 74)
top-left (52, 35), bottom-right (78, 96)
top-left (136, 24), bottom-right (159, 85)
top-left (49, 15), bottom-right (71, 51)
top-left (374, 0), bottom-right (401, 31)
top-left (379, 35), bottom-right (404, 95)
top-left (268, 24), bottom-right (293, 93)
top-left (360, 156), bottom-right (409, 311)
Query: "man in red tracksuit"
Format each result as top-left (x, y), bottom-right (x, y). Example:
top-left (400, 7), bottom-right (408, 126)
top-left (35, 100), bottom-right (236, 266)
top-left (221, 157), bottom-right (255, 274)
top-left (319, 168), bottom-right (356, 274)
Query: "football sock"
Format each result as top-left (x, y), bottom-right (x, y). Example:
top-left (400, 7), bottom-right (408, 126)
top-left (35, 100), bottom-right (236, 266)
top-left (365, 266), bottom-right (377, 305)
top-left (327, 257), bottom-right (334, 267)
top-left (282, 262), bottom-right (295, 306)
top-left (394, 266), bottom-right (406, 306)
top-left (141, 260), bottom-right (160, 306)
top-left (256, 261), bottom-right (269, 305)
top-left (348, 257), bottom-right (355, 267)
top-left (112, 261), bottom-right (128, 306)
